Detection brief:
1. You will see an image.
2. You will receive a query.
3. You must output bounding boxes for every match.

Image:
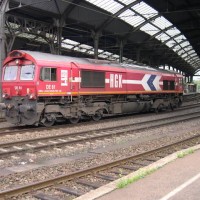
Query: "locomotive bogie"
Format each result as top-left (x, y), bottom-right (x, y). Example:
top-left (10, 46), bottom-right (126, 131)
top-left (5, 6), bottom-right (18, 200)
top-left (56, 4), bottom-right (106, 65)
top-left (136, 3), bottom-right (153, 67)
top-left (1, 50), bottom-right (184, 126)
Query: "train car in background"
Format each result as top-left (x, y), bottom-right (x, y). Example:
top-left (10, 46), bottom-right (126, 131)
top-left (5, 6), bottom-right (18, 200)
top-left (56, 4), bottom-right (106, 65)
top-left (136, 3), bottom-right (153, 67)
top-left (0, 50), bottom-right (183, 126)
top-left (184, 83), bottom-right (197, 93)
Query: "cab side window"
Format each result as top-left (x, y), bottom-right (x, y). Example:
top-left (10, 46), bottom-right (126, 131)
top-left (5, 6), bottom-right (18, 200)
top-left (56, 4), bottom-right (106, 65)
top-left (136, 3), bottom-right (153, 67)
top-left (40, 67), bottom-right (57, 81)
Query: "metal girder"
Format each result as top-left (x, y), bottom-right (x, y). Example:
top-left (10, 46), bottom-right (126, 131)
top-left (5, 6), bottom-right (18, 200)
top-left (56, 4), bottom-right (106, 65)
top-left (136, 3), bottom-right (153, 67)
top-left (60, 0), bottom-right (82, 26)
top-left (185, 55), bottom-right (199, 62)
top-left (170, 39), bottom-right (187, 50)
top-left (176, 44), bottom-right (191, 54)
top-left (96, 0), bottom-right (142, 33)
top-left (181, 51), bottom-right (196, 59)
top-left (189, 58), bottom-right (200, 65)
top-left (5, 14), bottom-right (59, 53)
top-left (54, 0), bottom-right (61, 15)
top-left (149, 25), bottom-right (174, 40)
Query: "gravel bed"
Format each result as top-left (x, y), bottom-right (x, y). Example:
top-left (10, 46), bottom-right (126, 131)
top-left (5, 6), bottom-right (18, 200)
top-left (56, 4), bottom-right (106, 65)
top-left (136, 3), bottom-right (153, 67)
top-left (1, 116), bottom-right (200, 192)
top-left (0, 105), bottom-right (200, 145)
top-left (0, 116), bottom-right (200, 168)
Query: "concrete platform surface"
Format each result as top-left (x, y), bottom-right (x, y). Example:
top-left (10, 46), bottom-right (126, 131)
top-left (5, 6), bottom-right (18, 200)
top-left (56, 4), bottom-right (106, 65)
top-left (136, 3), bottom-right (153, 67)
top-left (75, 145), bottom-right (200, 200)
top-left (96, 148), bottom-right (200, 200)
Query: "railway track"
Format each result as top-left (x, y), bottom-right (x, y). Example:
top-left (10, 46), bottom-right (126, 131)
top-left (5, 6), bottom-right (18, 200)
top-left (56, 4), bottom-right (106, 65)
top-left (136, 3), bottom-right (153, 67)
top-left (0, 102), bottom-right (200, 137)
top-left (0, 110), bottom-right (200, 158)
top-left (183, 92), bottom-right (200, 102)
top-left (0, 131), bottom-right (200, 199)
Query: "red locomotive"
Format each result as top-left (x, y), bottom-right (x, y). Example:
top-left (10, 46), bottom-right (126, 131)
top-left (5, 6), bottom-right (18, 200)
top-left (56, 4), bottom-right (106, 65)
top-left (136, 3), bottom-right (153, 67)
top-left (0, 50), bottom-right (183, 126)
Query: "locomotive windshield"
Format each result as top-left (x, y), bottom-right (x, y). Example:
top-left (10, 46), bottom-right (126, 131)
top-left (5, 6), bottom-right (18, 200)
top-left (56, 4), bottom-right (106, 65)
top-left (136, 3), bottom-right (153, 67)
top-left (20, 65), bottom-right (35, 80)
top-left (4, 64), bottom-right (35, 81)
top-left (4, 65), bottom-right (18, 80)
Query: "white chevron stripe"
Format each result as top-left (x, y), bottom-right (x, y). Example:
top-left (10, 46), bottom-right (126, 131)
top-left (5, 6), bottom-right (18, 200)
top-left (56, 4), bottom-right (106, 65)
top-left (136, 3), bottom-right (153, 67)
top-left (142, 74), bottom-right (151, 91)
top-left (105, 79), bottom-right (110, 83)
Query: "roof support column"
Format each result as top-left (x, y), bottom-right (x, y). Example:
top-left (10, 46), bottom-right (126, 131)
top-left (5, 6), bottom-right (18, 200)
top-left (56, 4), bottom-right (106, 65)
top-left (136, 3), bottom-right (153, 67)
top-left (92, 32), bottom-right (101, 59)
top-left (57, 22), bottom-right (62, 55)
top-left (56, 18), bottom-right (63, 55)
top-left (136, 48), bottom-right (141, 63)
top-left (119, 40), bottom-right (124, 63)
top-left (0, 0), bottom-right (9, 101)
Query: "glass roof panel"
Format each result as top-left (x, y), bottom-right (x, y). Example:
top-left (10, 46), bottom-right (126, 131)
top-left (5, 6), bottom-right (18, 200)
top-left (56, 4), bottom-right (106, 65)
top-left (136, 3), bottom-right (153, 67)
top-left (87, 49), bottom-right (94, 54)
top-left (188, 50), bottom-right (195, 56)
top-left (62, 43), bottom-right (74, 49)
top-left (79, 44), bottom-right (93, 49)
top-left (112, 54), bottom-right (120, 58)
top-left (98, 49), bottom-right (104, 53)
top-left (155, 33), bottom-right (170, 42)
top-left (63, 39), bottom-right (80, 46)
top-left (140, 23), bottom-right (159, 36)
top-left (177, 49), bottom-right (185, 56)
top-left (165, 40), bottom-right (176, 47)
top-left (180, 41), bottom-right (189, 48)
top-left (119, 0), bottom-right (137, 5)
top-left (119, 9), bottom-right (145, 27)
top-left (103, 51), bottom-right (113, 56)
top-left (74, 47), bottom-right (87, 53)
top-left (85, 0), bottom-right (124, 14)
top-left (180, 53), bottom-right (187, 58)
top-left (181, 50), bottom-right (196, 58)
top-left (151, 16), bottom-right (172, 29)
top-left (186, 56), bottom-right (198, 61)
top-left (99, 54), bottom-right (108, 58)
top-left (165, 27), bottom-right (181, 37)
top-left (174, 35), bottom-right (186, 43)
top-left (173, 46), bottom-right (181, 52)
top-left (131, 2), bottom-right (158, 19)
top-left (184, 45), bottom-right (192, 51)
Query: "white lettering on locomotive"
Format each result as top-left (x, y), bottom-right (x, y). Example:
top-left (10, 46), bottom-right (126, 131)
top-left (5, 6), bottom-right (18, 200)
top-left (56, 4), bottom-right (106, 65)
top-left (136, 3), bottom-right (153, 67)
top-left (46, 84), bottom-right (56, 90)
top-left (61, 70), bottom-right (68, 86)
top-left (110, 74), bottom-right (122, 88)
top-left (14, 86), bottom-right (22, 90)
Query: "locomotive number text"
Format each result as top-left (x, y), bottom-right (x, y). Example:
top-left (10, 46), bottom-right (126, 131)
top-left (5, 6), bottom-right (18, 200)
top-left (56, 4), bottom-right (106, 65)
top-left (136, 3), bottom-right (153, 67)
top-left (46, 84), bottom-right (56, 90)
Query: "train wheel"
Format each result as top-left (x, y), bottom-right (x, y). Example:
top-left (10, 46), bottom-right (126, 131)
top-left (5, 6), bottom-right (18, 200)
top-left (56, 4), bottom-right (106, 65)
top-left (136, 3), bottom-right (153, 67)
top-left (92, 111), bottom-right (102, 121)
top-left (42, 118), bottom-right (55, 127)
top-left (69, 117), bottom-right (80, 124)
top-left (41, 114), bottom-right (55, 127)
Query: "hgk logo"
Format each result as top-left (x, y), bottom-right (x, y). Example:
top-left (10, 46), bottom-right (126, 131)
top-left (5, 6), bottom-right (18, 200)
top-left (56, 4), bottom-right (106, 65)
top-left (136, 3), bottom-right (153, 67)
top-left (110, 74), bottom-right (122, 88)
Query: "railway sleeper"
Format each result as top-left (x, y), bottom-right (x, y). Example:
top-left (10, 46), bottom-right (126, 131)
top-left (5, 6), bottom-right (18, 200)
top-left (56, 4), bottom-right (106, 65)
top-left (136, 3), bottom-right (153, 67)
top-left (56, 185), bottom-right (84, 196)
top-left (33, 192), bottom-right (60, 200)
top-left (76, 180), bottom-right (103, 189)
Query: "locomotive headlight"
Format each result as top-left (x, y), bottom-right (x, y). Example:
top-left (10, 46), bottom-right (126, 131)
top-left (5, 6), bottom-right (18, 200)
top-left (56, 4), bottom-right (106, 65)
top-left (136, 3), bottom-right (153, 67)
top-left (2, 93), bottom-right (10, 99)
top-left (2, 89), bottom-right (11, 99)
top-left (29, 93), bottom-right (36, 100)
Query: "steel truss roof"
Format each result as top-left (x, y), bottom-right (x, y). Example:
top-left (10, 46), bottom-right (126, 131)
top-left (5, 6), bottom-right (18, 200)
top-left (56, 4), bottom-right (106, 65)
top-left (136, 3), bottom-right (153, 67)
top-left (3, 0), bottom-right (200, 75)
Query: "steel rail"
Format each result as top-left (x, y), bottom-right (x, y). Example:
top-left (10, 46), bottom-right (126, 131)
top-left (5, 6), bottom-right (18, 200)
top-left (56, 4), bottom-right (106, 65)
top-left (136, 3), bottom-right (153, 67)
top-left (0, 111), bottom-right (200, 157)
top-left (0, 133), bottom-right (200, 198)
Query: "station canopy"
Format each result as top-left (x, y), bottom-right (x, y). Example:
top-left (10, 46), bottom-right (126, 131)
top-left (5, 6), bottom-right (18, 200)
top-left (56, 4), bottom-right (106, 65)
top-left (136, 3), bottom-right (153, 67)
top-left (4, 0), bottom-right (200, 75)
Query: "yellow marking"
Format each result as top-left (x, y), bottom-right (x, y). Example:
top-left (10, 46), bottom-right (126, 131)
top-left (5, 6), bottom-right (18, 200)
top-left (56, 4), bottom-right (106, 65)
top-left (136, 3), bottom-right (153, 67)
top-left (38, 92), bottom-right (67, 95)
top-left (38, 91), bottom-right (182, 95)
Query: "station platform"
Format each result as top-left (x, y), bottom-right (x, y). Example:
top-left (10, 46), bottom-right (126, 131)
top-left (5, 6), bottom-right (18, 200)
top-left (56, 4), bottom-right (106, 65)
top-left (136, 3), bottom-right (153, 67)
top-left (76, 145), bottom-right (200, 200)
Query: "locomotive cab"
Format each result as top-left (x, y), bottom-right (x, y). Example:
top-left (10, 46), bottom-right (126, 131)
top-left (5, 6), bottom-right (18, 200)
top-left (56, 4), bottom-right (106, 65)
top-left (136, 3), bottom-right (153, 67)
top-left (1, 51), bottom-right (38, 125)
